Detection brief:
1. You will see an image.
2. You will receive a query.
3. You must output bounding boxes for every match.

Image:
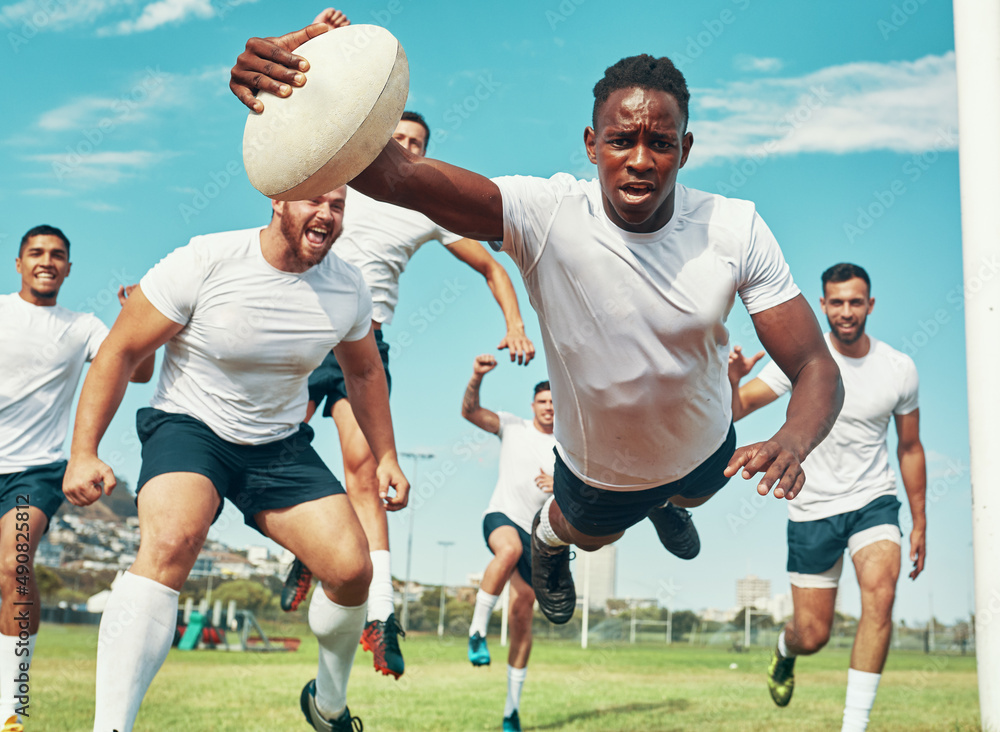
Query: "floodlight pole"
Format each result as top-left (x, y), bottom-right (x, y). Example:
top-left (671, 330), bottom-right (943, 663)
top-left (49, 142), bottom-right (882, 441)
top-left (437, 540), bottom-right (454, 638)
top-left (954, 1), bottom-right (1000, 729)
top-left (399, 451), bottom-right (434, 632)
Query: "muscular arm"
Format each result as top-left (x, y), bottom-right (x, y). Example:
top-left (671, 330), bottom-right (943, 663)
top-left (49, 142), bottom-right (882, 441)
top-left (118, 285), bottom-right (156, 383)
top-left (446, 239), bottom-right (535, 365)
top-left (895, 409), bottom-right (927, 579)
top-left (333, 330), bottom-right (409, 508)
top-left (726, 294), bottom-right (843, 499)
top-left (461, 356), bottom-right (500, 434)
top-left (65, 287), bottom-right (184, 505)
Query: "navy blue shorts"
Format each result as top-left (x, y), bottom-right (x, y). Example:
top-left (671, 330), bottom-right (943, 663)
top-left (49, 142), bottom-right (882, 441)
top-left (0, 460), bottom-right (67, 526)
top-left (787, 495), bottom-right (902, 574)
top-left (308, 329), bottom-right (390, 418)
top-left (135, 408), bottom-right (345, 535)
top-left (553, 424), bottom-right (736, 537)
top-left (482, 512), bottom-right (532, 584)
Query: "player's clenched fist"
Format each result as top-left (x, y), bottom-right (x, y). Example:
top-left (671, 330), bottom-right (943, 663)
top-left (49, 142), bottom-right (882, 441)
top-left (63, 454), bottom-right (117, 506)
top-left (473, 354), bottom-right (497, 375)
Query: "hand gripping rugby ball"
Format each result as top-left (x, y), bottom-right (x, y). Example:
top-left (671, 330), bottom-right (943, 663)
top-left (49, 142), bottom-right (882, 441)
top-left (243, 24), bottom-right (409, 201)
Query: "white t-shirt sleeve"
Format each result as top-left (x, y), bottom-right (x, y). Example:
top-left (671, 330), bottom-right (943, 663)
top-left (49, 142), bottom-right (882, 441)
top-left (84, 314), bottom-right (110, 361)
top-left (495, 411), bottom-right (519, 438)
top-left (894, 357), bottom-right (920, 415)
top-left (756, 359), bottom-right (792, 398)
top-left (737, 211), bottom-right (800, 315)
top-left (437, 226), bottom-right (465, 247)
top-left (140, 241), bottom-right (204, 326)
top-left (491, 173), bottom-right (576, 272)
top-left (343, 274), bottom-right (375, 342)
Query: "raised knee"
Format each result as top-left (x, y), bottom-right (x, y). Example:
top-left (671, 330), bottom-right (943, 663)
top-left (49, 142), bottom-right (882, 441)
top-left (794, 623), bottom-right (831, 653)
top-left (316, 551), bottom-right (372, 596)
top-left (146, 531), bottom-right (205, 568)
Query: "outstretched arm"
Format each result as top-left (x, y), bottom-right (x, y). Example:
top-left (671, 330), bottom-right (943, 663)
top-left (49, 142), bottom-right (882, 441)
top-left (895, 409), bottom-right (927, 580)
top-left (333, 330), bottom-right (409, 510)
top-left (447, 239), bottom-right (534, 365)
top-left (64, 287), bottom-right (184, 506)
top-left (725, 295), bottom-right (843, 500)
top-left (461, 355), bottom-right (501, 434)
top-left (229, 23), bottom-right (504, 240)
top-left (727, 345), bottom-right (772, 420)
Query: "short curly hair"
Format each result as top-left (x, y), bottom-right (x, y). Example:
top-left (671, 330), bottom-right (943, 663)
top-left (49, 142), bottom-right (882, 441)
top-left (592, 54), bottom-right (690, 130)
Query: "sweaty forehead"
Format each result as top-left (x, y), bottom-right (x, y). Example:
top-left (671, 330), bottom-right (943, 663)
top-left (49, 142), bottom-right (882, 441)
top-left (597, 87), bottom-right (683, 132)
top-left (23, 235), bottom-right (67, 253)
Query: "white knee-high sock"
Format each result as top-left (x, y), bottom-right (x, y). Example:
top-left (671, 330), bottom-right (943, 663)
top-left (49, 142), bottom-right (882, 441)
top-left (367, 551), bottom-right (395, 622)
top-left (504, 665), bottom-right (527, 717)
top-left (777, 629), bottom-right (797, 658)
top-left (841, 667), bottom-right (881, 732)
top-left (535, 496), bottom-right (568, 547)
top-left (470, 590), bottom-right (499, 638)
top-left (93, 571), bottom-right (179, 732)
top-left (309, 583), bottom-right (366, 720)
top-left (0, 633), bottom-right (36, 722)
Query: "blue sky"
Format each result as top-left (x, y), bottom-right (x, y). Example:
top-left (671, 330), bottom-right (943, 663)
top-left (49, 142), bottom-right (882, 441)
top-left (2, 0), bottom-right (969, 625)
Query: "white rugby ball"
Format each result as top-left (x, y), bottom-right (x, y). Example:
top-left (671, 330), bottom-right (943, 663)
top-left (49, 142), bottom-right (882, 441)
top-left (243, 24), bottom-right (409, 201)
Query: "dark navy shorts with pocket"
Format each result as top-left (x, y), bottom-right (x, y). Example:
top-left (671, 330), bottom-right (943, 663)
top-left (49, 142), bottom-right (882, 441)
top-left (482, 512), bottom-right (533, 585)
top-left (787, 494), bottom-right (902, 574)
top-left (0, 460), bottom-right (67, 526)
top-left (553, 424), bottom-right (736, 537)
top-left (308, 329), bottom-right (390, 418)
top-left (135, 407), bottom-right (345, 535)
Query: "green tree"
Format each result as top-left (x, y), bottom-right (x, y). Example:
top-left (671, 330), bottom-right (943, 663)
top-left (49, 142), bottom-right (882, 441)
top-left (211, 580), bottom-right (274, 615)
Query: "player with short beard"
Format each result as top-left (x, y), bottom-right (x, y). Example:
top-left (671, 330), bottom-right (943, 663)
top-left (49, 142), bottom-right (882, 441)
top-left (730, 262), bottom-right (926, 732)
top-left (63, 188), bottom-right (405, 732)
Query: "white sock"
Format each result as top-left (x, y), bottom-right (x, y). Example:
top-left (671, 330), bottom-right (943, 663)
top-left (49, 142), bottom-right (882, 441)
top-left (470, 589), bottom-right (500, 638)
top-left (841, 667), bottom-right (881, 732)
top-left (367, 550), bottom-right (395, 622)
top-left (777, 629), bottom-right (796, 658)
top-left (536, 496), bottom-right (568, 547)
top-left (93, 571), bottom-right (179, 732)
top-left (309, 583), bottom-right (366, 721)
top-left (504, 665), bottom-right (527, 718)
top-left (0, 633), bottom-right (36, 721)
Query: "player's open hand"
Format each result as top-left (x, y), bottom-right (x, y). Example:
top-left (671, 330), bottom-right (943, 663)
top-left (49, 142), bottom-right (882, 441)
top-left (728, 346), bottom-right (765, 386)
top-left (908, 522), bottom-right (926, 580)
top-left (377, 457), bottom-right (410, 511)
top-left (230, 14), bottom-right (342, 112)
top-left (725, 437), bottom-right (806, 500)
top-left (535, 469), bottom-right (554, 493)
top-left (473, 354), bottom-right (498, 376)
top-left (498, 328), bottom-right (536, 366)
top-left (63, 454), bottom-right (117, 506)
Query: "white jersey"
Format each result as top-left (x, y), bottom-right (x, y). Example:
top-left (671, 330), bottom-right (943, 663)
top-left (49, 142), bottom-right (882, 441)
top-left (333, 189), bottom-right (464, 325)
top-left (757, 334), bottom-right (919, 521)
top-left (493, 175), bottom-right (799, 490)
top-left (484, 412), bottom-right (557, 533)
top-left (0, 293), bottom-right (108, 472)
top-left (140, 228), bottom-right (373, 445)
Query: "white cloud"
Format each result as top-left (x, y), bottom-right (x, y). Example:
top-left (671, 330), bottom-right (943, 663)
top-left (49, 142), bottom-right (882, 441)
top-left (1, 0), bottom-right (135, 31)
top-left (688, 52), bottom-right (957, 168)
top-left (23, 150), bottom-right (174, 185)
top-left (78, 200), bottom-right (124, 212)
top-left (103, 0), bottom-right (213, 35)
top-left (734, 55), bottom-right (784, 73)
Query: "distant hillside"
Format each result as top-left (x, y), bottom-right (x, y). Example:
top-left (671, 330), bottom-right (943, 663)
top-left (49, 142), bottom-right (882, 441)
top-left (57, 481), bottom-right (138, 521)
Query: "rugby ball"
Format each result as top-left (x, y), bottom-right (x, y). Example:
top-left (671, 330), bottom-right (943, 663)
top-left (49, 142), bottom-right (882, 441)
top-left (243, 24), bottom-right (409, 200)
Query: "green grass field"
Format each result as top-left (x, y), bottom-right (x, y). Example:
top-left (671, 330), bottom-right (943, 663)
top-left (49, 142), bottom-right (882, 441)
top-left (33, 622), bottom-right (978, 731)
